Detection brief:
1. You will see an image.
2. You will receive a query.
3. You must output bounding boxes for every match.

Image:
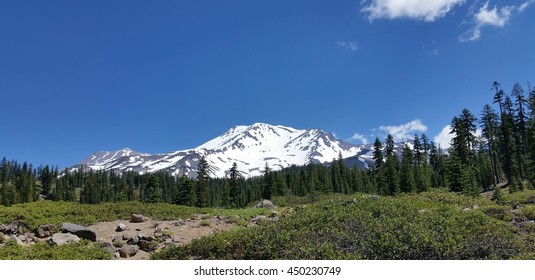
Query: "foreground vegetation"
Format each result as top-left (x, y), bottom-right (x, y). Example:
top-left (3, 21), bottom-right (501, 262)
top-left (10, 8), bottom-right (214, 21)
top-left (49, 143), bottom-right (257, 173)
top-left (153, 189), bottom-right (535, 260)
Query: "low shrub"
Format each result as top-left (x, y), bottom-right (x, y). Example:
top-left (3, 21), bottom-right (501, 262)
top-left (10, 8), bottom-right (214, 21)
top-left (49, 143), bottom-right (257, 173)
top-left (0, 240), bottom-right (111, 260)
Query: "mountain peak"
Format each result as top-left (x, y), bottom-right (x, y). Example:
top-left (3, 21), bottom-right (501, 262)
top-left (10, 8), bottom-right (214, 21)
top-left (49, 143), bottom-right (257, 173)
top-left (76, 123), bottom-right (367, 177)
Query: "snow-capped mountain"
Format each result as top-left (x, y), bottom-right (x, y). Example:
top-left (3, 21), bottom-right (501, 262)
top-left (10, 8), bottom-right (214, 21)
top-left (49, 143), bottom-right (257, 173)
top-left (74, 123), bottom-right (374, 178)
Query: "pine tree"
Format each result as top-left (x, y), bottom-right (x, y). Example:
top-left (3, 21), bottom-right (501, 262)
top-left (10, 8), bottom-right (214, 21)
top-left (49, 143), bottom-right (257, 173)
top-left (480, 104), bottom-right (500, 188)
top-left (491, 185), bottom-right (505, 205)
top-left (176, 174), bottom-right (195, 206)
top-left (146, 175), bottom-right (162, 203)
top-left (400, 144), bottom-right (416, 193)
top-left (262, 162), bottom-right (273, 199)
top-left (228, 162), bottom-right (240, 207)
top-left (195, 156), bottom-right (210, 207)
top-left (372, 138), bottom-right (384, 170)
top-left (383, 135), bottom-right (400, 195)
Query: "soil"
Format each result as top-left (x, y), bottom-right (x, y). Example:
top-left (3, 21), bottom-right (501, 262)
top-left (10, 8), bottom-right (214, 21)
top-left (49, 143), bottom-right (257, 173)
top-left (88, 214), bottom-right (236, 260)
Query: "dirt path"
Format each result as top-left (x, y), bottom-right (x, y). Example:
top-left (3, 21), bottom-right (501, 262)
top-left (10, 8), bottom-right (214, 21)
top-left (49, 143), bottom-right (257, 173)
top-left (88, 215), bottom-right (236, 260)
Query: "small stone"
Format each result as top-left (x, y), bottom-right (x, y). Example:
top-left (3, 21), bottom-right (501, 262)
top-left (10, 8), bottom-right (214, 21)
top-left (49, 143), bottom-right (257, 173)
top-left (118, 245), bottom-right (139, 258)
top-left (172, 236), bottom-right (182, 243)
top-left (127, 236), bottom-right (140, 245)
top-left (122, 232), bottom-right (133, 240)
top-left (154, 231), bottom-right (162, 238)
top-left (100, 242), bottom-right (116, 254)
top-left (130, 214), bottom-right (148, 223)
top-left (113, 234), bottom-right (123, 243)
top-left (253, 199), bottom-right (276, 210)
top-left (113, 252), bottom-right (120, 259)
top-left (18, 235), bottom-right (27, 242)
top-left (36, 224), bottom-right (56, 238)
top-left (138, 240), bottom-right (153, 252)
top-left (116, 223), bottom-right (127, 232)
top-left (9, 235), bottom-right (24, 246)
top-left (51, 233), bottom-right (80, 246)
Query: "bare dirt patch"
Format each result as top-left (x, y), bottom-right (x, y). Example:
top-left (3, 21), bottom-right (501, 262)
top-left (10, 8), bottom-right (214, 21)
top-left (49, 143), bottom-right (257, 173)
top-left (88, 215), bottom-right (235, 260)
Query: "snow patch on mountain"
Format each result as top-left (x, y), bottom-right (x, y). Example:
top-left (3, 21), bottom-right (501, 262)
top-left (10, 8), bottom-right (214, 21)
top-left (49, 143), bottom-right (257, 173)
top-left (75, 123), bottom-right (372, 178)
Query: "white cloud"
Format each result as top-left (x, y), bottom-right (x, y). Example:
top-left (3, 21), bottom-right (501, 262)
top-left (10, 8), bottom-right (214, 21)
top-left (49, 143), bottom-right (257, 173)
top-left (460, 1), bottom-right (532, 42)
top-left (348, 133), bottom-right (369, 145)
top-left (433, 126), bottom-right (483, 149)
top-left (336, 41), bottom-right (358, 51)
top-left (519, 0), bottom-right (534, 12)
top-left (361, 0), bottom-right (465, 22)
top-left (378, 119), bottom-right (428, 142)
top-left (433, 125), bottom-right (453, 149)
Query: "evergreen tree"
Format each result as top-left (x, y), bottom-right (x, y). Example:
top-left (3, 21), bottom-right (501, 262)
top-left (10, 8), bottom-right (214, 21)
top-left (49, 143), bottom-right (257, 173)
top-left (400, 144), bottom-right (416, 193)
top-left (480, 104), bottom-right (500, 188)
top-left (262, 162), bottom-right (273, 199)
top-left (372, 138), bottom-right (384, 170)
top-left (195, 156), bottom-right (210, 207)
top-left (383, 135), bottom-right (400, 195)
top-left (176, 174), bottom-right (195, 206)
top-left (228, 162), bottom-right (240, 207)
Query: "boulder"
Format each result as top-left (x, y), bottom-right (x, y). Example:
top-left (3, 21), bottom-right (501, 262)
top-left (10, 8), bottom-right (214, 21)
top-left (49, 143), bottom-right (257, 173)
top-left (138, 240), bottom-right (154, 252)
top-left (116, 223), bottom-right (127, 232)
top-left (254, 199), bottom-right (276, 210)
top-left (130, 214), bottom-right (148, 223)
top-left (100, 242), bottom-right (116, 254)
top-left (127, 236), bottom-right (140, 245)
top-left (36, 224), bottom-right (56, 238)
top-left (251, 215), bottom-right (268, 224)
top-left (61, 223), bottom-right (97, 242)
top-left (9, 235), bottom-right (25, 246)
top-left (51, 233), bottom-right (81, 246)
top-left (118, 245), bottom-right (139, 258)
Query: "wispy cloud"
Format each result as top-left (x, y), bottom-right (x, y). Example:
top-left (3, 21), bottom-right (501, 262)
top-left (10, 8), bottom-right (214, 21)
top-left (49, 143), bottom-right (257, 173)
top-left (336, 41), bottom-right (358, 51)
top-left (460, 1), bottom-right (533, 42)
top-left (361, 0), bottom-right (465, 22)
top-left (347, 133), bottom-right (369, 145)
top-left (378, 119), bottom-right (428, 142)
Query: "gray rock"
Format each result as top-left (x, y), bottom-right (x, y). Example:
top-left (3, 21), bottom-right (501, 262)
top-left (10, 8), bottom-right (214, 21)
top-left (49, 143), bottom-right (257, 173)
top-left (0, 221), bottom-right (27, 235)
top-left (172, 236), bottom-right (182, 243)
top-left (36, 224), bottom-right (56, 238)
top-left (122, 232), bottom-right (132, 240)
top-left (118, 245), bottom-right (139, 258)
top-left (254, 199), bottom-right (276, 210)
top-left (113, 234), bottom-right (123, 243)
top-left (100, 242), bottom-right (116, 254)
top-left (9, 235), bottom-right (24, 246)
top-left (116, 223), bottom-right (127, 232)
top-left (61, 223), bottom-right (97, 242)
top-left (137, 232), bottom-right (153, 241)
top-left (51, 233), bottom-right (81, 246)
top-left (127, 236), bottom-right (140, 245)
top-left (130, 214), bottom-right (148, 223)
top-left (138, 240), bottom-right (153, 252)
top-left (251, 215), bottom-right (267, 224)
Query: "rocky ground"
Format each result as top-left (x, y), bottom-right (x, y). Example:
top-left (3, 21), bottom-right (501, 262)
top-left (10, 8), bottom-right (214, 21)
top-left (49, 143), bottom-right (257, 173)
top-left (0, 200), bottom-right (279, 260)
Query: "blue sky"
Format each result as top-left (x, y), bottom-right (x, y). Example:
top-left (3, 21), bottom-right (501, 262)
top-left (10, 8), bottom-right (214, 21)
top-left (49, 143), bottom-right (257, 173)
top-left (1, 0), bottom-right (534, 168)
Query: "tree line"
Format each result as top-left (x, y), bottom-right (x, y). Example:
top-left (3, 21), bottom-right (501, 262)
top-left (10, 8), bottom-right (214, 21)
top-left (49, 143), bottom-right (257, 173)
top-left (1, 81), bottom-right (534, 207)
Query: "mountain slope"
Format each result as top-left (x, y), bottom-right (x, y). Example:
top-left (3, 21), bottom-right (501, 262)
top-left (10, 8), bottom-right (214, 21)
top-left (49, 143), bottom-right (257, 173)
top-left (75, 123), bottom-right (372, 178)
